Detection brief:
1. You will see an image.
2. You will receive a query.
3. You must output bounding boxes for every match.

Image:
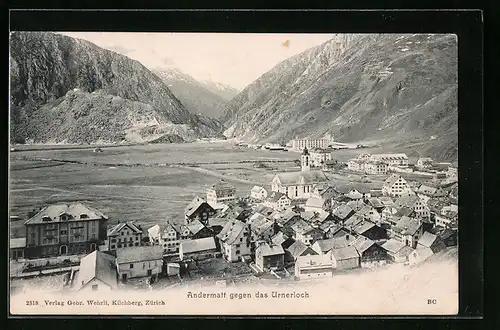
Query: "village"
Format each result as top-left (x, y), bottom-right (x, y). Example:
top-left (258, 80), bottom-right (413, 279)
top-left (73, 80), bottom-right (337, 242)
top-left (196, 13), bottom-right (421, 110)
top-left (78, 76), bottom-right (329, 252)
top-left (9, 137), bottom-right (459, 294)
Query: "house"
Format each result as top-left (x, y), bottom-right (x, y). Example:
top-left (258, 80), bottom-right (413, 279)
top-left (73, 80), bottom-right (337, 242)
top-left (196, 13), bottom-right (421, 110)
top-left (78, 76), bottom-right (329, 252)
top-left (346, 199), bottom-right (366, 212)
top-left (310, 148), bottom-right (332, 167)
top-left (417, 231), bottom-right (446, 253)
top-left (352, 221), bottom-right (387, 241)
top-left (332, 204), bottom-right (355, 224)
top-left (179, 237), bottom-right (217, 261)
top-left (255, 243), bottom-right (285, 271)
top-left (186, 220), bottom-right (214, 240)
top-left (416, 157), bottom-right (434, 169)
top-left (379, 196), bottom-right (394, 207)
top-left (366, 197), bottom-right (385, 213)
top-left (435, 213), bottom-right (456, 228)
top-left (270, 148), bottom-right (330, 200)
top-left (347, 159), bottom-right (365, 172)
top-left (264, 191), bottom-right (292, 211)
top-left (304, 196), bottom-right (329, 213)
top-left (370, 153), bottom-right (409, 166)
top-left (309, 210), bottom-right (334, 225)
top-left (370, 189), bottom-right (384, 198)
top-left (311, 235), bottom-right (353, 256)
top-left (115, 246), bottom-right (164, 282)
top-left (271, 232), bottom-right (296, 249)
top-left (217, 219), bottom-right (251, 262)
top-left (415, 184), bottom-right (447, 203)
top-left (391, 216), bottom-right (424, 248)
top-left (106, 221), bottom-right (143, 252)
top-left (284, 240), bottom-right (318, 263)
top-left (71, 250), bottom-right (118, 292)
top-left (356, 205), bottom-right (382, 223)
top-left (382, 174), bottom-right (409, 198)
top-left (294, 254), bottom-right (333, 280)
top-left (393, 195), bottom-right (430, 219)
top-left (381, 239), bottom-right (415, 263)
top-left (322, 159), bottom-right (340, 171)
top-left (364, 161), bottom-right (388, 175)
top-left (350, 236), bottom-right (388, 266)
top-left (24, 203), bottom-right (108, 258)
top-left (253, 204), bottom-right (276, 217)
top-left (248, 214), bottom-right (276, 243)
top-left (250, 186), bottom-right (268, 201)
top-left (206, 179), bottom-right (236, 205)
top-left (331, 246), bottom-right (360, 271)
top-left (10, 238), bottom-right (26, 260)
top-left (408, 247), bottom-right (434, 265)
top-left (184, 196), bottom-right (216, 225)
top-left (290, 220), bottom-right (324, 246)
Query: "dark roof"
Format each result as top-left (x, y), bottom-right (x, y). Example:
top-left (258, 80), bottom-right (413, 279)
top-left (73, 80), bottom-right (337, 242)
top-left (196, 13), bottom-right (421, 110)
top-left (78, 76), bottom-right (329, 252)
top-left (395, 207), bottom-right (416, 217)
top-left (267, 191), bottom-right (288, 203)
top-left (185, 196), bottom-right (213, 217)
top-left (394, 195), bottom-right (422, 209)
top-left (25, 203), bottom-right (108, 225)
top-left (286, 240), bottom-right (313, 258)
top-left (367, 197), bottom-right (384, 209)
top-left (290, 219), bottom-right (313, 235)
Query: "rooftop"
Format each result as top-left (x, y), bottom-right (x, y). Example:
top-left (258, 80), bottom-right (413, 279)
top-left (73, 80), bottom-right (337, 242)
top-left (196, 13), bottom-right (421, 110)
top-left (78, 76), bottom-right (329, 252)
top-left (381, 239), bottom-right (406, 254)
top-left (296, 254), bottom-right (333, 269)
top-left (107, 221), bottom-right (142, 237)
top-left (274, 170), bottom-right (329, 186)
top-left (185, 196), bottom-right (212, 217)
top-left (257, 243), bottom-right (285, 257)
top-left (314, 236), bottom-right (352, 252)
top-left (208, 179), bottom-right (236, 192)
top-left (180, 237), bottom-right (216, 254)
top-left (25, 203), bottom-right (108, 225)
top-left (116, 246), bottom-right (163, 264)
top-left (417, 231), bottom-right (438, 248)
top-left (217, 219), bottom-right (247, 245)
top-left (73, 250), bottom-right (117, 291)
top-left (332, 246), bottom-right (360, 260)
top-left (393, 216), bottom-right (422, 236)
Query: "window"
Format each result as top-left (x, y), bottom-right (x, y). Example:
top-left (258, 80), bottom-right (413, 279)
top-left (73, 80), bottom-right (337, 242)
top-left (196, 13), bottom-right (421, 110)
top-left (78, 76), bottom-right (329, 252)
top-left (129, 243), bottom-right (133, 247)
top-left (130, 264), bottom-right (134, 269)
top-left (121, 232), bottom-right (124, 236)
top-left (240, 237), bottom-right (243, 242)
top-left (236, 250), bottom-right (240, 255)
top-left (117, 244), bottom-right (122, 248)
top-left (111, 245), bottom-right (116, 249)
top-left (235, 244), bottom-right (240, 248)
top-left (135, 243), bottom-right (139, 246)
top-left (60, 230), bottom-right (67, 235)
top-left (135, 236), bottom-right (139, 241)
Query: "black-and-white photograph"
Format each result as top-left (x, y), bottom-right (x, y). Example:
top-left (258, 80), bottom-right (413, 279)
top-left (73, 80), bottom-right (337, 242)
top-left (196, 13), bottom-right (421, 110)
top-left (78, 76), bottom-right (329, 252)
top-left (9, 30), bottom-right (459, 315)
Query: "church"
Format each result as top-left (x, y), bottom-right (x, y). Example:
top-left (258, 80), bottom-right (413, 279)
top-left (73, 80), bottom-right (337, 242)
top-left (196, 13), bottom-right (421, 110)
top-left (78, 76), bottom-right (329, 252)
top-left (271, 147), bottom-right (330, 200)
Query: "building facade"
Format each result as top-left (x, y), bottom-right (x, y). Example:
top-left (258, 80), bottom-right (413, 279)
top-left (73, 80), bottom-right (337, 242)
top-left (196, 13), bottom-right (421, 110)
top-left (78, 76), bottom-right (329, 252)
top-left (295, 254), bottom-right (334, 280)
top-left (291, 137), bottom-right (330, 151)
top-left (115, 246), bottom-right (163, 282)
top-left (382, 174), bottom-right (410, 198)
top-left (24, 203), bottom-right (108, 258)
top-left (310, 149), bottom-right (332, 167)
top-left (106, 222), bottom-right (143, 252)
top-left (206, 179), bottom-right (236, 205)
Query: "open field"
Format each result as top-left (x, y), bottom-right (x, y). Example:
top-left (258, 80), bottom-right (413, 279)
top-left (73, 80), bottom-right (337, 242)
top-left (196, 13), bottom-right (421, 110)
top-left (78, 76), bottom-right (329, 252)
top-left (9, 141), bottom-right (435, 239)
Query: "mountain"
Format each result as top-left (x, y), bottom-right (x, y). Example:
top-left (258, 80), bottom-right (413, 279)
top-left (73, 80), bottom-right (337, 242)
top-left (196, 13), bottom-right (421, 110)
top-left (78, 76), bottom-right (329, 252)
top-left (222, 34), bottom-right (458, 161)
top-left (152, 67), bottom-right (236, 118)
top-left (200, 79), bottom-right (239, 102)
top-left (9, 31), bottom-right (224, 144)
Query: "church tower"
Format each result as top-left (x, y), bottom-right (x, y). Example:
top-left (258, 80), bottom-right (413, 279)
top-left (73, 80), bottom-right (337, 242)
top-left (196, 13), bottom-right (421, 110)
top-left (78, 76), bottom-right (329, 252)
top-left (301, 147), bottom-right (310, 172)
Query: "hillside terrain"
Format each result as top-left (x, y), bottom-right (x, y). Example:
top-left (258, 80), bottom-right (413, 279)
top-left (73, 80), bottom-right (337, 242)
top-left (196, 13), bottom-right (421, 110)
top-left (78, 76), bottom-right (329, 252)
top-left (153, 67), bottom-right (237, 118)
top-left (9, 31), bottom-right (224, 144)
top-left (222, 34), bottom-right (458, 161)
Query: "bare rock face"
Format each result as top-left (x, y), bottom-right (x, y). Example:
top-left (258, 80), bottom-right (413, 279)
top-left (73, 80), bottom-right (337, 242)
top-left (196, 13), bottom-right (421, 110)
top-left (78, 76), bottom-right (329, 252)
top-left (9, 31), bottom-right (224, 144)
top-left (222, 34), bottom-right (458, 161)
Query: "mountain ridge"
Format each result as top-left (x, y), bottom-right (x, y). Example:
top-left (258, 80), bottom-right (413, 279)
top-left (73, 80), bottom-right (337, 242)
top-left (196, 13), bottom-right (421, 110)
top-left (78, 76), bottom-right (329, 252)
top-left (9, 31), bottom-right (224, 144)
top-left (222, 34), bottom-right (458, 161)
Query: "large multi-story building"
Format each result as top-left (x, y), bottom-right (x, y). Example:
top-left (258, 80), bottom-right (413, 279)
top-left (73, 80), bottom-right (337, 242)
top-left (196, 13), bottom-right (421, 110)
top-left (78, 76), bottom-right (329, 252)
top-left (370, 153), bottom-right (409, 166)
top-left (206, 179), bottom-right (236, 205)
top-left (23, 203), bottom-right (108, 258)
top-left (310, 149), bottom-right (332, 167)
top-left (291, 137), bottom-right (330, 151)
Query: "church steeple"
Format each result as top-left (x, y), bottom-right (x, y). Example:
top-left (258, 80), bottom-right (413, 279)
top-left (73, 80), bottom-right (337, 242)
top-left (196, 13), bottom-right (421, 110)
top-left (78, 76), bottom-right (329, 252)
top-left (301, 147), bottom-right (310, 172)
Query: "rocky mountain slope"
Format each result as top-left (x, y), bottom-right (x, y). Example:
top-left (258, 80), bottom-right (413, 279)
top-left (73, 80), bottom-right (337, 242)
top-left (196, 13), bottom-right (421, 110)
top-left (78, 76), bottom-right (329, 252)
top-left (9, 31), bottom-right (224, 144)
top-left (153, 67), bottom-right (237, 118)
top-left (222, 34), bottom-right (458, 161)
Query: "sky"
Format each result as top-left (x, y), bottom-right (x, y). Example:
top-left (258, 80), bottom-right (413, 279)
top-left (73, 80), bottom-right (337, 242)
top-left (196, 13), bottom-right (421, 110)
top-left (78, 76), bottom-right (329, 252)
top-left (59, 32), bottom-right (334, 90)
